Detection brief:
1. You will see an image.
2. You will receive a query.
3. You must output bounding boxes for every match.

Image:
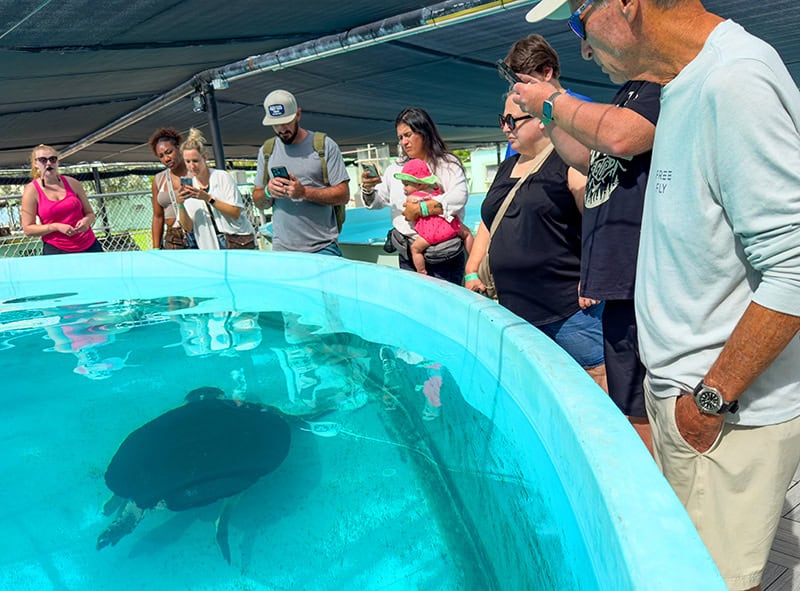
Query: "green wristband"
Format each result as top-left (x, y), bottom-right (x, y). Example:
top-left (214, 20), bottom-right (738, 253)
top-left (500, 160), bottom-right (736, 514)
top-left (419, 200), bottom-right (429, 217)
top-left (464, 273), bottom-right (479, 282)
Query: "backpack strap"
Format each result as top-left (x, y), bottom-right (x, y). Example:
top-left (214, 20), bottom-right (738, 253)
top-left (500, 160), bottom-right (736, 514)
top-left (312, 132), bottom-right (346, 231)
top-left (313, 132), bottom-right (328, 186)
top-left (260, 137), bottom-right (276, 187)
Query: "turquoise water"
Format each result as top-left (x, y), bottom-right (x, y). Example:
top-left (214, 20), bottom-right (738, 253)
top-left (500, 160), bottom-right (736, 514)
top-left (0, 295), bottom-right (590, 590)
top-left (0, 251), bottom-right (727, 590)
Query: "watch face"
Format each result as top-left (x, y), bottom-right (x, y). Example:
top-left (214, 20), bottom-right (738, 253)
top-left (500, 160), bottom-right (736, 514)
top-left (696, 388), bottom-right (723, 414)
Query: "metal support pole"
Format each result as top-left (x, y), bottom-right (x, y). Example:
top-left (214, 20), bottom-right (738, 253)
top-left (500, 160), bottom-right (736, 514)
top-left (203, 83), bottom-right (226, 168)
top-left (91, 164), bottom-right (111, 236)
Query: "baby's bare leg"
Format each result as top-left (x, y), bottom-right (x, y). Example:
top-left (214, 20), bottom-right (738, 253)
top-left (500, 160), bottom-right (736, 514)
top-left (410, 236), bottom-right (431, 275)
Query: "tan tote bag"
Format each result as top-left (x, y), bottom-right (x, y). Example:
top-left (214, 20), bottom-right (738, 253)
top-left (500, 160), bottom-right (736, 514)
top-left (478, 143), bottom-right (555, 300)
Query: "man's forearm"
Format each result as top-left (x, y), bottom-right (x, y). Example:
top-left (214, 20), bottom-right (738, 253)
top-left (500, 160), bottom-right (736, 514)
top-left (517, 81), bottom-right (653, 158)
top-left (554, 95), bottom-right (655, 158)
top-left (548, 125), bottom-right (592, 174)
top-left (303, 183), bottom-right (350, 206)
top-left (705, 301), bottom-right (800, 401)
top-left (252, 187), bottom-right (273, 209)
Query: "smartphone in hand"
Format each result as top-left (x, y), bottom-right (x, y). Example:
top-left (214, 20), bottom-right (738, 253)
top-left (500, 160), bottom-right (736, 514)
top-left (180, 177), bottom-right (193, 187)
top-left (271, 166), bottom-right (290, 179)
top-left (361, 162), bottom-right (380, 179)
top-left (495, 59), bottom-right (521, 86)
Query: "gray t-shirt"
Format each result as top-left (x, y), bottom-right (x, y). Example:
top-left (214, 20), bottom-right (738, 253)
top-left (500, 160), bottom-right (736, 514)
top-left (255, 132), bottom-right (349, 252)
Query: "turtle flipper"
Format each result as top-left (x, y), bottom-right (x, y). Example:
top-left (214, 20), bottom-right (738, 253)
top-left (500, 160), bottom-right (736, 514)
top-left (97, 502), bottom-right (144, 550)
top-left (102, 493), bottom-right (126, 516)
top-left (215, 496), bottom-right (241, 564)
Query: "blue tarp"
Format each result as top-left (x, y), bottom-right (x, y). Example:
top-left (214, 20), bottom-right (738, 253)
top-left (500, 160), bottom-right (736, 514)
top-left (261, 194), bottom-right (486, 246)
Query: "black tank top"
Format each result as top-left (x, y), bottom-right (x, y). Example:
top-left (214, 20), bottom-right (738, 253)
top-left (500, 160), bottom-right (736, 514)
top-left (481, 151), bottom-right (582, 326)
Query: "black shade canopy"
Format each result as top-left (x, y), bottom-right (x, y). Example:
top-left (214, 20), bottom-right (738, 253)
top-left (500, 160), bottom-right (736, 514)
top-left (1, 0), bottom-right (797, 168)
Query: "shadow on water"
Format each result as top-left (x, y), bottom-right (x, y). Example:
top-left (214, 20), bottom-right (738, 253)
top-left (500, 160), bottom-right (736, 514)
top-left (235, 426), bottom-right (323, 571)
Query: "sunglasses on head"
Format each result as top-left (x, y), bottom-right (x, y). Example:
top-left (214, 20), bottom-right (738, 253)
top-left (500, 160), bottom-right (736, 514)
top-left (36, 156), bottom-right (58, 164)
top-left (568, 0), bottom-right (595, 40)
top-left (498, 113), bottom-right (535, 130)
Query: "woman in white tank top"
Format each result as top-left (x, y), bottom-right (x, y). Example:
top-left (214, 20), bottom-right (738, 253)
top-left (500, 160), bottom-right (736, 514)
top-left (148, 127), bottom-right (190, 249)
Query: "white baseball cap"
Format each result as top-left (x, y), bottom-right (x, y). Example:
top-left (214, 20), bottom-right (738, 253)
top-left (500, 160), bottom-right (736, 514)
top-left (526, 0), bottom-right (572, 23)
top-left (261, 89), bottom-right (298, 126)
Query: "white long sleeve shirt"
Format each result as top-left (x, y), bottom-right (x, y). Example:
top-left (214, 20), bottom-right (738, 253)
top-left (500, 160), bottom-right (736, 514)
top-left (367, 156), bottom-right (468, 238)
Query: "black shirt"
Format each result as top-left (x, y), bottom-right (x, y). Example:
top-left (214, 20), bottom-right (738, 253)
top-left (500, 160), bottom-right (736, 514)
top-left (482, 151), bottom-right (582, 326)
top-left (580, 80), bottom-right (661, 300)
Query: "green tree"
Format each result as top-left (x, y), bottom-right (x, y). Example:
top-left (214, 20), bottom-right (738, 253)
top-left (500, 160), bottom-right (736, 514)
top-left (452, 149), bottom-right (471, 164)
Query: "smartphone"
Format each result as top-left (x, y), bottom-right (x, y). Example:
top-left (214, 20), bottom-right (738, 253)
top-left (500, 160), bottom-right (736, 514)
top-left (361, 162), bottom-right (379, 179)
top-left (179, 177), bottom-right (193, 187)
top-left (495, 59), bottom-right (521, 85)
top-left (271, 166), bottom-right (290, 179)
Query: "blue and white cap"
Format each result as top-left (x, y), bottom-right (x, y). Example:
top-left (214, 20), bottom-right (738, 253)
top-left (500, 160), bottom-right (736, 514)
top-left (262, 89), bottom-right (298, 126)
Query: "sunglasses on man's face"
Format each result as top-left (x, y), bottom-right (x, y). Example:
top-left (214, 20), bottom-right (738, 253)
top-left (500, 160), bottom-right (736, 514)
top-left (498, 113), bottom-right (535, 130)
top-left (36, 156), bottom-right (58, 164)
top-left (568, 0), bottom-right (595, 40)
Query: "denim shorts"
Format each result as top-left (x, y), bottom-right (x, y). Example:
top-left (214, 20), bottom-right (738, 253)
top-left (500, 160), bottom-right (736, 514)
top-left (538, 303), bottom-right (605, 369)
top-left (314, 242), bottom-right (343, 257)
top-left (42, 238), bottom-right (104, 255)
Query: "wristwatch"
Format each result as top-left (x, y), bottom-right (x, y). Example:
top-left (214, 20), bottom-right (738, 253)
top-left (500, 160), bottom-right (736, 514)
top-left (541, 91), bottom-right (563, 125)
top-left (692, 381), bottom-right (739, 415)
top-left (208, 198), bottom-right (216, 206)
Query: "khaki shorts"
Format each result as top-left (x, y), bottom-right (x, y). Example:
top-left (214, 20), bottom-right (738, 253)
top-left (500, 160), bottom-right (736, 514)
top-left (645, 385), bottom-right (800, 590)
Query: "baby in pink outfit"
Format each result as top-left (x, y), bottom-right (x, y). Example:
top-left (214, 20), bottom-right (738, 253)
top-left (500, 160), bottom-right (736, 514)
top-left (394, 159), bottom-right (473, 275)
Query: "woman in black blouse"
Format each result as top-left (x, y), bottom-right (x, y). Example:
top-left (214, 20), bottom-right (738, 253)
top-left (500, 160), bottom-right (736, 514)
top-left (465, 94), bottom-right (607, 388)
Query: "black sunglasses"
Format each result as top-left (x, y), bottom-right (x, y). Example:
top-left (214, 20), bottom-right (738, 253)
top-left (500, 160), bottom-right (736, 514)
top-left (36, 156), bottom-right (58, 164)
top-left (498, 113), bottom-right (534, 130)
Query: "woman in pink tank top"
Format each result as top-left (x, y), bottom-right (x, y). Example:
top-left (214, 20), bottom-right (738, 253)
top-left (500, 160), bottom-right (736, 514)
top-left (21, 144), bottom-right (102, 255)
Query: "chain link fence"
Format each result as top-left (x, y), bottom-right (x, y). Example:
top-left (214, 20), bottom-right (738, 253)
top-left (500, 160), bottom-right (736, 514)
top-left (0, 190), bottom-right (270, 257)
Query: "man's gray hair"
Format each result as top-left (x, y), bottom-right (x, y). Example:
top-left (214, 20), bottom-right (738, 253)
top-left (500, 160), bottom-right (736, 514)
top-left (649, 0), bottom-right (683, 8)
